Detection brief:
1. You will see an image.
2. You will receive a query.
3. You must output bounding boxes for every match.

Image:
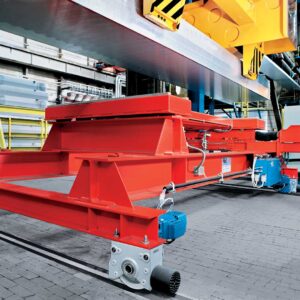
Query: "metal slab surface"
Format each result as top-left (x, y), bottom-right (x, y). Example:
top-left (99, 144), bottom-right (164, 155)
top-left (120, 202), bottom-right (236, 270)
top-left (0, 0), bottom-right (269, 103)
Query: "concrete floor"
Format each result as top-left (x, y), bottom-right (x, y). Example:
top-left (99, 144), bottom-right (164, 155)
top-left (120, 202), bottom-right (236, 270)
top-left (0, 181), bottom-right (300, 299)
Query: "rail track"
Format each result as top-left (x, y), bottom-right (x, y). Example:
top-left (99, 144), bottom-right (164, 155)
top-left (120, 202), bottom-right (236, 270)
top-left (0, 231), bottom-right (195, 300)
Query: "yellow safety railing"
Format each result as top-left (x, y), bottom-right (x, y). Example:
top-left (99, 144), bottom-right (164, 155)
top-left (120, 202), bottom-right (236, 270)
top-left (0, 106), bottom-right (48, 151)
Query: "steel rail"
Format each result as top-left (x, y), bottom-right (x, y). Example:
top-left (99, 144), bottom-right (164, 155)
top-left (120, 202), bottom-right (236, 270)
top-left (0, 231), bottom-right (194, 300)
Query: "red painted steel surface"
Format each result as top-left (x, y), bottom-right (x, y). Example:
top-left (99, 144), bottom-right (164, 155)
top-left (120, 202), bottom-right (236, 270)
top-left (205, 125), bottom-right (300, 155)
top-left (46, 94), bottom-right (192, 120)
top-left (282, 167), bottom-right (298, 179)
top-left (0, 94), bottom-right (299, 249)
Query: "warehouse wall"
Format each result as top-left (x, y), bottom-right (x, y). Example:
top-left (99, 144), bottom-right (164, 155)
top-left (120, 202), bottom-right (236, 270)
top-left (27, 69), bottom-right (58, 105)
top-left (0, 30), bottom-right (117, 106)
top-left (0, 61), bottom-right (23, 77)
top-left (0, 30), bottom-right (98, 68)
top-left (0, 64), bottom-right (116, 106)
top-left (0, 61), bottom-right (58, 104)
top-left (0, 59), bottom-right (116, 106)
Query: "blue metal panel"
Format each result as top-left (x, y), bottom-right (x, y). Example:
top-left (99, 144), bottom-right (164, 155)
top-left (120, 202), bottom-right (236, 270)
top-left (255, 158), bottom-right (282, 187)
top-left (280, 175), bottom-right (298, 194)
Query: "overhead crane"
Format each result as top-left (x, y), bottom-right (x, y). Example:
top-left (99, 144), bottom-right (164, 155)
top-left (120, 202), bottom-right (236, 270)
top-left (0, 0), bottom-right (299, 296)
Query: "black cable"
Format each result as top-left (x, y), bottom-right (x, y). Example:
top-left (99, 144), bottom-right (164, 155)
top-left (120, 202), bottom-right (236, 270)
top-left (164, 170), bottom-right (251, 193)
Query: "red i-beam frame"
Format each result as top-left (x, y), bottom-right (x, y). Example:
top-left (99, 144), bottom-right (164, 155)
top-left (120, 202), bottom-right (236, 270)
top-left (0, 94), bottom-right (299, 249)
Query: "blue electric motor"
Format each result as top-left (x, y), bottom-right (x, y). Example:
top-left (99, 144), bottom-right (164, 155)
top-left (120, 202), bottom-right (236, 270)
top-left (254, 158), bottom-right (282, 187)
top-left (254, 157), bottom-right (298, 194)
top-left (159, 211), bottom-right (187, 240)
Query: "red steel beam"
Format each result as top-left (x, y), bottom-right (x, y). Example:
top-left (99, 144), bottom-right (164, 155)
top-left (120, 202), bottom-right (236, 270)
top-left (206, 126), bottom-right (300, 155)
top-left (0, 152), bottom-right (250, 249)
top-left (0, 180), bottom-right (164, 249)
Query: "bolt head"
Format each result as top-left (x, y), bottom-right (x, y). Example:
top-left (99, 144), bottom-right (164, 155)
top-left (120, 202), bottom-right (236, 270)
top-left (111, 247), bottom-right (117, 253)
top-left (143, 254), bottom-right (149, 261)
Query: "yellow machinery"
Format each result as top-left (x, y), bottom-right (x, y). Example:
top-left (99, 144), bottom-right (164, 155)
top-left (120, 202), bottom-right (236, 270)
top-left (144, 0), bottom-right (297, 80)
top-left (144, 0), bottom-right (186, 31)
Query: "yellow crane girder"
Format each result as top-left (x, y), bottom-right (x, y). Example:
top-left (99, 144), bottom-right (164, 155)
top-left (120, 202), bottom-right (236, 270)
top-left (143, 0), bottom-right (297, 80)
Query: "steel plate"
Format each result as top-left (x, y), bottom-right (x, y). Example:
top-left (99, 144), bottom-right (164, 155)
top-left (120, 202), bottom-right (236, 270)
top-left (0, 0), bottom-right (270, 103)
